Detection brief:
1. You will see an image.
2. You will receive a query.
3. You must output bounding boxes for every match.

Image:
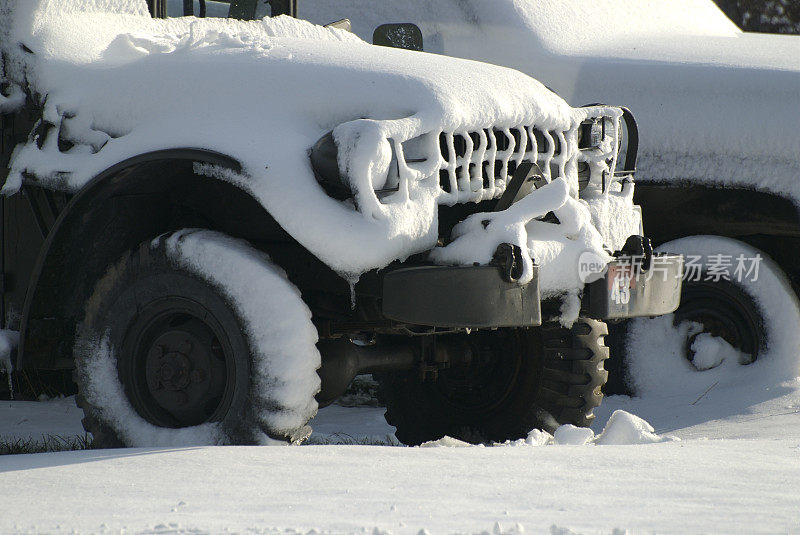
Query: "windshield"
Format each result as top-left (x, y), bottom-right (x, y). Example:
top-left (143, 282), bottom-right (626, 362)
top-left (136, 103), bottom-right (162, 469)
top-left (165, 0), bottom-right (271, 19)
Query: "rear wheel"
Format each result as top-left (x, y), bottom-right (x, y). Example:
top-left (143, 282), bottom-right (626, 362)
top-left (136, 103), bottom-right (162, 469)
top-left (676, 278), bottom-right (763, 369)
top-left (617, 235), bottom-right (800, 396)
top-left (378, 318), bottom-right (609, 445)
top-left (74, 229), bottom-right (320, 447)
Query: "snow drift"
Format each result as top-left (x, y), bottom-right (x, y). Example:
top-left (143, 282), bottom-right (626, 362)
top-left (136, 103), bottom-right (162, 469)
top-left (422, 410), bottom-right (678, 447)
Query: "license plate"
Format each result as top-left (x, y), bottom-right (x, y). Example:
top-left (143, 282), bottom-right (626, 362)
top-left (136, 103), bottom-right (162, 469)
top-left (608, 264), bottom-right (636, 306)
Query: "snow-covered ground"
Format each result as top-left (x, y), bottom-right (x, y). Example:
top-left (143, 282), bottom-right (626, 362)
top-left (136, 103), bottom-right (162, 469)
top-left (2, 369), bottom-right (800, 534)
top-left (2, 311), bottom-right (800, 535)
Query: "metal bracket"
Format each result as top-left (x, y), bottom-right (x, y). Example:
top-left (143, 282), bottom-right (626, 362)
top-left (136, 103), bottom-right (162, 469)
top-left (616, 234), bottom-right (654, 271)
top-left (494, 161), bottom-right (545, 212)
top-left (418, 337), bottom-right (439, 381)
top-left (492, 243), bottom-right (525, 283)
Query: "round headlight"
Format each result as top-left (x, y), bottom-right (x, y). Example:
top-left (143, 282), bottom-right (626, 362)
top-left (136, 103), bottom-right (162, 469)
top-left (310, 131), bottom-right (351, 200)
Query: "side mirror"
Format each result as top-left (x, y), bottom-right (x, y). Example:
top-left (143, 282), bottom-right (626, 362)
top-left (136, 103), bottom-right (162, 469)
top-left (372, 23), bottom-right (423, 52)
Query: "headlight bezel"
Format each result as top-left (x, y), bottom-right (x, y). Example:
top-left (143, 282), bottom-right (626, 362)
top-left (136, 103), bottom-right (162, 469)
top-left (309, 131), bottom-right (352, 200)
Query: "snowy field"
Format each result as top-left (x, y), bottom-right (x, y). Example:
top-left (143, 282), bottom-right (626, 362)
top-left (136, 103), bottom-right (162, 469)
top-left (0, 2), bottom-right (799, 534)
top-left (2, 361), bottom-right (800, 534)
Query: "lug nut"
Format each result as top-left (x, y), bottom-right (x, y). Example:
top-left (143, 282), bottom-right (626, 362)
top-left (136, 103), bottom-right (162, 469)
top-left (175, 391), bottom-right (189, 405)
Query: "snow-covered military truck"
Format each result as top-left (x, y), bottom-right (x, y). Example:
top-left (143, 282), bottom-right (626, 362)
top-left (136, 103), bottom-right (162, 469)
top-left (0, 0), bottom-right (682, 446)
top-left (301, 0), bottom-right (800, 387)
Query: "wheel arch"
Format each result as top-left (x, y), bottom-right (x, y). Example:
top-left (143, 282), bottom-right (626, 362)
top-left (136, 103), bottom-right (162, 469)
top-left (16, 148), bottom-right (300, 370)
top-left (636, 182), bottom-right (800, 289)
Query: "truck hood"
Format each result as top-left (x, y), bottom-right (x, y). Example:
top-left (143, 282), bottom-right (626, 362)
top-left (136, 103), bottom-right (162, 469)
top-left (1, 3), bottom-right (574, 143)
top-left (582, 31), bottom-right (800, 73)
top-left (3, 2), bottom-right (614, 282)
top-left (298, 0), bottom-right (800, 200)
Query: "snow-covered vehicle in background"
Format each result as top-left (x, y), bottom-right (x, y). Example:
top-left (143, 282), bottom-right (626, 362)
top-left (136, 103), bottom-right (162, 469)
top-left (0, 0), bottom-right (682, 447)
top-left (300, 0), bottom-right (800, 389)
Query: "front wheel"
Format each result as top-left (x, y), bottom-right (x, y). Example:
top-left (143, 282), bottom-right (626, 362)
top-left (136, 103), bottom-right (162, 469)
top-left (74, 229), bottom-right (321, 447)
top-left (377, 319), bottom-right (609, 445)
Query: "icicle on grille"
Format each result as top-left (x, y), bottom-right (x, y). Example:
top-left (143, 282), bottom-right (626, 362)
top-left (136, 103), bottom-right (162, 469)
top-left (434, 125), bottom-right (572, 205)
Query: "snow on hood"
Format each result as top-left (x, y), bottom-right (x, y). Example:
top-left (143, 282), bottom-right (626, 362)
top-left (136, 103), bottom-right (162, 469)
top-left (578, 30), bottom-right (799, 72)
top-left (0, 0), bottom-right (633, 294)
top-left (1, 0), bottom-right (573, 141)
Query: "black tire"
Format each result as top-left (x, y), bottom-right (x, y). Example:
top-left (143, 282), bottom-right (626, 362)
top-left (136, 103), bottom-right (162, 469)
top-left (74, 230), bottom-right (319, 447)
top-left (613, 235), bottom-right (800, 396)
top-left (378, 318), bottom-right (609, 445)
top-left (675, 278), bottom-right (765, 367)
top-left (605, 278), bottom-right (765, 394)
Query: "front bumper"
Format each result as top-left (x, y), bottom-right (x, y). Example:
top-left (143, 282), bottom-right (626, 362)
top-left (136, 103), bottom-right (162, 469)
top-left (382, 264), bottom-right (542, 328)
top-left (584, 253), bottom-right (684, 320)
top-left (381, 253), bottom-right (683, 328)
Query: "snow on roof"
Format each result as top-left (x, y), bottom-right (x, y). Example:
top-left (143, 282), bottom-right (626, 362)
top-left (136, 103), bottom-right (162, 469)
top-left (2, 0), bottom-right (361, 65)
top-left (505, 0), bottom-right (740, 50)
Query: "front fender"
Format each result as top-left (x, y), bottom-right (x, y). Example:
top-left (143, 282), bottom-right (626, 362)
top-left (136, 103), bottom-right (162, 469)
top-left (15, 148), bottom-right (258, 370)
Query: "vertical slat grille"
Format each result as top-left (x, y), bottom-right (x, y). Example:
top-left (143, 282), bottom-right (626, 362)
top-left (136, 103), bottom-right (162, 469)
top-left (372, 106), bottom-right (620, 214)
top-left (436, 126), bottom-right (565, 204)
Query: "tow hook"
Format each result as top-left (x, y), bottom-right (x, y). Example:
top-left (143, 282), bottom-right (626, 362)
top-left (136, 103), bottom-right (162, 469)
top-left (492, 243), bottom-right (525, 282)
top-left (616, 235), bottom-right (653, 270)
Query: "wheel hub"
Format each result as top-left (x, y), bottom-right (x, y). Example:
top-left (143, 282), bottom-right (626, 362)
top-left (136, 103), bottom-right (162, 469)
top-left (148, 332), bottom-right (208, 394)
top-left (123, 301), bottom-right (234, 429)
top-left (434, 331), bottom-right (523, 413)
top-left (157, 352), bottom-right (191, 390)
